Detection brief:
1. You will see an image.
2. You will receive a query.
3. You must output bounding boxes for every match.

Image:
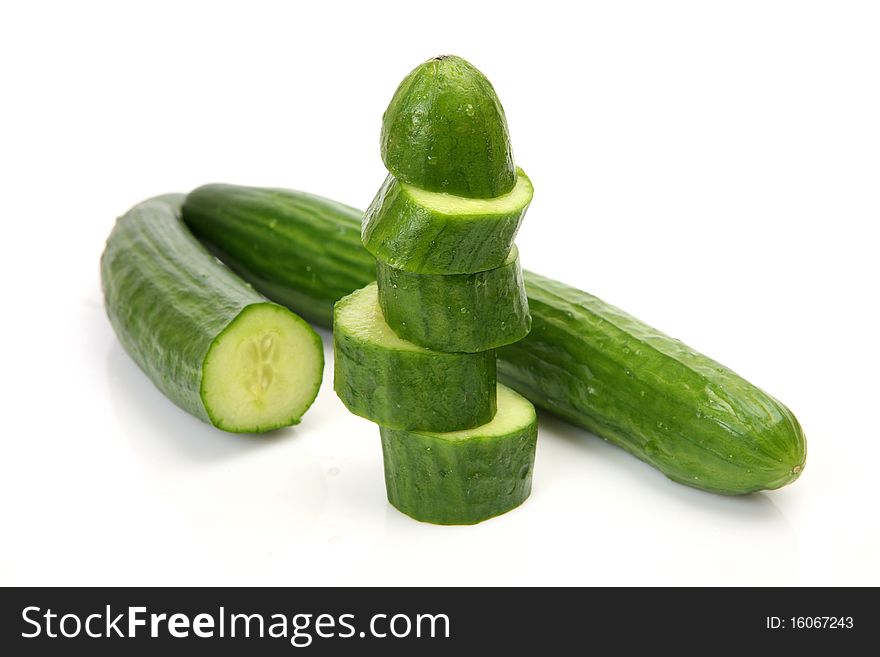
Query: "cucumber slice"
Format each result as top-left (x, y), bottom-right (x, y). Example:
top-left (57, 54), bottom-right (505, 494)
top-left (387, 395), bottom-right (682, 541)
top-left (381, 55), bottom-right (516, 199)
top-left (380, 385), bottom-right (538, 525)
top-left (101, 195), bottom-right (323, 434)
top-left (376, 246), bottom-right (531, 352)
top-left (333, 283), bottom-right (496, 431)
top-left (362, 168), bottom-right (533, 274)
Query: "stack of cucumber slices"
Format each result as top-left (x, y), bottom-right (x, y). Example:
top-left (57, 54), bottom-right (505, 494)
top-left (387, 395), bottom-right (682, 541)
top-left (333, 56), bottom-right (539, 524)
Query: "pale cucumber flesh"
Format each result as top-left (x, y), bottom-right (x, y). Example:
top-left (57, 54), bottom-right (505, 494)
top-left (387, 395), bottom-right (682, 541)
top-left (402, 170), bottom-right (533, 215)
top-left (202, 303), bottom-right (323, 433)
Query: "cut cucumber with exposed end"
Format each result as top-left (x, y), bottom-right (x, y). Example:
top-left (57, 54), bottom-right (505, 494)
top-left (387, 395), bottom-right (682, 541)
top-left (377, 246), bottom-right (531, 352)
top-left (362, 168), bottom-right (533, 274)
top-left (202, 304), bottom-right (324, 432)
top-left (333, 283), bottom-right (496, 431)
top-left (381, 55), bottom-right (515, 199)
top-left (380, 384), bottom-right (537, 525)
top-left (101, 195), bottom-right (323, 434)
top-left (183, 184), bottom-right (375, 327)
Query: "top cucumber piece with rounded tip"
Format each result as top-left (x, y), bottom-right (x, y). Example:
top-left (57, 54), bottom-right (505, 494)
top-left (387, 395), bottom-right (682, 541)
top-left (381, 55), bottom-right (516, 199)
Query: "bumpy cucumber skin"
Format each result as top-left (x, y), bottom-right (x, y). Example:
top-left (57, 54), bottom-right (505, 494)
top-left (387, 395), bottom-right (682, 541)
top-left (333, 285), bottom-right (497, 431)
top-left (183, 184), bottom-right (375, 326)
top-left (381, 55), bottom-right (516, 199)
top-left (100, 195), bottom-right (322, 433)
top-left (498, 273), bottom-right (807, 494)
top-left (184, 185), bottom-right (807, 493)
top-left (376, 247), bottom-right (531, 352)
top-left (362, 169), bottom-right (532, 274)
top-left (380, 398), bottom-right (537, 525)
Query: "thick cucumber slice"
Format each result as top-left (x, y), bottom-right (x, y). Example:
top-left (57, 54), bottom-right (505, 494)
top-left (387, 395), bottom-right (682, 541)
top-left (362, 168), bottom-right (533, 274)
top-left (380, 385), bottom-right (538, 525)
top-left (101, 195), bottom-right (323, 434)
top-left (376, 246), bottom-right (531, 352)
top-left (381, 55), bottom-right (516, 199)
top-left (333, 283), bottom-right (496, 431)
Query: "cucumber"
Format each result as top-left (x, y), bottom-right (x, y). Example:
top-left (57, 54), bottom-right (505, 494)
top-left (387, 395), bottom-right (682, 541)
top-left (381, 55), bottom-right (516, 199)
top-left (381, 385), bottom-right (537, 525)
top-left (498, 273), bottom-right (807, 494)
top-left (101, 195), bottom-right (323, 433)
top-left (333, 282), bottom-right (497, 431)
top-left (181, 185), bottom-right (807, 493)
top-left (362, 168), bottom-right (533, 274)
top-left (377, 246), bottom-right (530, 352)
top-left (182, 184), bottom-right (375, 326)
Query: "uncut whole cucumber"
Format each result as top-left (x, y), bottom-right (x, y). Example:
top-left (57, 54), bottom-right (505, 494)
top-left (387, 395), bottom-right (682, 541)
top-left (182, 187), bottom-right (807, 493)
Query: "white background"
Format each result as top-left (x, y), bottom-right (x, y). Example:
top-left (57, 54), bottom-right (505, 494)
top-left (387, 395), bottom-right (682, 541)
top-left (1, 0), bottom-right (878, 586)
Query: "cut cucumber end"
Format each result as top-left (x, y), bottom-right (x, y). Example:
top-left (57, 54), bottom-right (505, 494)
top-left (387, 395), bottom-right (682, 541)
top-left (201, 303), bottom-right (323, 433)
top-left (381, 385), bottom-right (537, 525)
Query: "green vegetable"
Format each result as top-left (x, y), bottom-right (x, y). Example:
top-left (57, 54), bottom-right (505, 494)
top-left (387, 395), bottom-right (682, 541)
top-left (497, 273), bottom-right (806, 494)
top-left (362, 168), bottom-right (532, 274)
top-left (183, 184), bottom-right (375, 326)
top-left (381, 55), bottom-right (515, 199)
top-left (101, 195), bottom-right (323, 433)
top-left (377, 246), bottom-right (530, 352)
top-left (381, 384), bottom-right (537, 525)
top-left (333, 283), bottom-right (497, 431)
top-left (182, 184), bottom-right (806, 493)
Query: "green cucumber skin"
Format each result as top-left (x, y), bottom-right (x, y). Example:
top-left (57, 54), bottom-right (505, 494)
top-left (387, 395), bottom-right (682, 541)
top-left (380, 420), bottom-right (537, 525)
top-left (498, 273), bottom-right (806, 494)
top-left (183, 185), bottom-right (806, 493)
top-left (376, 249), bottom-right (531, 353)
top-left (100, 195), bottom-right (321, 432)
top-left (362, 170), bottom-right (531, 274)
top-left (333, 288), bottom-right (497, 432)
top-left (182, 184), bottom-right (375, 326)
top-left (381, 55), bottom-right (516, 199)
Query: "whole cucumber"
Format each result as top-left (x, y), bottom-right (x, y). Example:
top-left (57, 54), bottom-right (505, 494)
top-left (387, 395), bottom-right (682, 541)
top-left (182, 186), bottom-right (806, 493)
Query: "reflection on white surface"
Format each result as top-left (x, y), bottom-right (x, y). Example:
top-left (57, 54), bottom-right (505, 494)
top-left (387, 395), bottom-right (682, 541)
top-left (105, 341), bottom-right (292, 466)
top-left (3, 268), bottom-right (870, 587)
